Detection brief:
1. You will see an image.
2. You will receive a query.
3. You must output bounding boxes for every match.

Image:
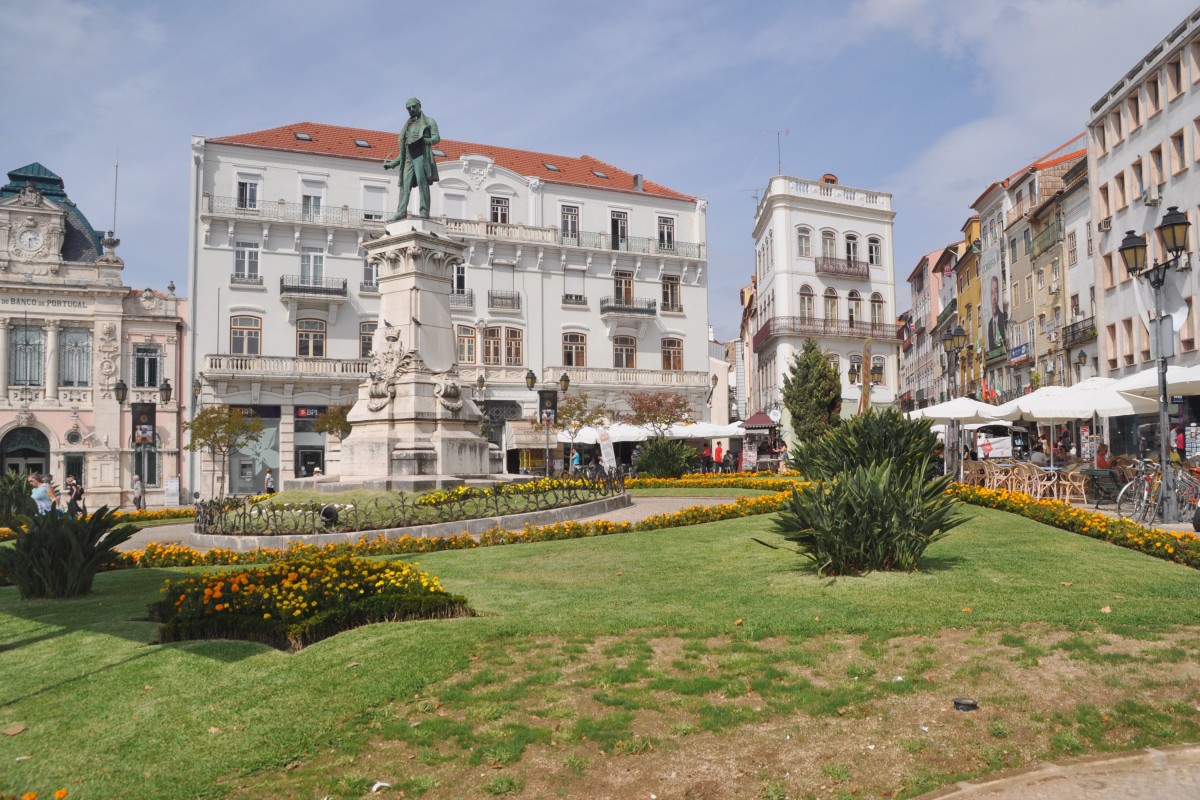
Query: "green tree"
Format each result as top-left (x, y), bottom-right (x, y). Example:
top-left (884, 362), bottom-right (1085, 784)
top-left (624, 390), bottom-right (692, 439)
top-left (547, 391), bottom-right (609, 449)
top-left (183, 405), bottom-right (264, 497)
top-left (313, 405), bottom-right (352, 440)
top-left (781, 339), bottom-right (841, 444)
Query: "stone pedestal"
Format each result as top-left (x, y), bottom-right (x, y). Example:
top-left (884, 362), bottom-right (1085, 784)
top-left (339, 219), bottom-right (492, 487)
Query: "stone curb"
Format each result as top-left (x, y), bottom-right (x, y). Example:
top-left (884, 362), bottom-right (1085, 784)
top-left (917, 743), bottom-right (1200, 798)
top-left (187, 492), bottom-right (633, 552)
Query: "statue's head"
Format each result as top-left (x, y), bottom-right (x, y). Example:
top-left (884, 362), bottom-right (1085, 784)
top-left (405, 98), bottom-right (422, 118)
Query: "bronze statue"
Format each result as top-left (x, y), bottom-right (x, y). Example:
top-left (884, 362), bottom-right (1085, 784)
top-left (384, 98), bottom-right (441, 221)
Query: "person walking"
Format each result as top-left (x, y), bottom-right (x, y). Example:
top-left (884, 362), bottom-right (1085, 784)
top-left (28, 473), bottom-right (58, 515)
top-left (701, 444), bottom-right (713, 474)
top-left (132, 474), bottom-right (145, 510)
top-left (264, 467), bottom-right (275, 495)
top-left (570, 448), bottom-right (582, 474)
top-left (714, 443), bottom-right (724, 472)
top-left (66, 475), bottom-right (86, 516)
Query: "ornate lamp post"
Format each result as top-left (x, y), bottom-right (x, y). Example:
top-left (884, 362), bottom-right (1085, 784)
top-left (940, 324), bottom-right (967, 399)
top-left (1119, 206), bottom-right (1192, 522)
top-left (159, 379), bottom-right (173, 405)
top-left (114, 379), bottom-right (129, 405)
top-left (526, 370), bottom-right (571, 476)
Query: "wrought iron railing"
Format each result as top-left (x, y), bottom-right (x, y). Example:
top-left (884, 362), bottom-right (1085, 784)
top-left (1062, 316), bottom-right (1097, 348)
top-left (280, 275), bottom-right (348, 296)
top-left (450, 289), bottom-right (474, 307)
top-left (814, 256), bottom-right (870, 278)
top-left (562, 293), bottom-right (588, 306)
top-left (752, 316), bottom-right (901, 349)
top-left (230, 273), bottom-right (263, 286)
top-left (661, 302), bottom-right (684, 313)
top-left (359, 281), bottom-right (379, 293)
top-left (600, 296), bottom-right (657, 315)
top-left (194, 477), bottom-right (625, 535)
top-left (488, 290), bottom-right (521, 310)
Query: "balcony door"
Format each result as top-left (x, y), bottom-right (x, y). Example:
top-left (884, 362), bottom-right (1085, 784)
top-left (300, 247), bottom-right (324, 286)
top-left (614, 270), bottom-right (634, 304)
top-left (610, 211), bottom-right (628, 250)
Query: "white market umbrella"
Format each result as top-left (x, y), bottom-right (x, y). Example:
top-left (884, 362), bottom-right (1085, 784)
top-left (1019, 377), bottom-right (1159, 420)
top-left (911, 397), bottom-right (999, 424)
top-left (556, 423), bottom-right (650, 445)
top-left (666, 421), bottom-right (745, 439)
top-left (1112, 363), bottom-right (1200, 398)
top-left (991, 385), bottom-right (1072, 422)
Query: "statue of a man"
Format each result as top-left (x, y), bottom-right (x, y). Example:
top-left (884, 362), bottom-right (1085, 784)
top-left (384, 98), bottom-right (441, 221)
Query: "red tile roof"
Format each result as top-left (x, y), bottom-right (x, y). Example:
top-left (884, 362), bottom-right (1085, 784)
top-left (970, 132), bottom-right (1087, 209)
top-left (209, 121), bottom-right (696, 202)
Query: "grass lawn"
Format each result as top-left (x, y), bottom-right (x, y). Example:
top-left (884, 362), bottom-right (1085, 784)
top-left (3, 505), bottom-right (1200, 799)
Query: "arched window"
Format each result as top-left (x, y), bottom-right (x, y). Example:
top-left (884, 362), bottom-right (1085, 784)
top-left (231, 316), bottom-right (262, 356)
top-left (614, 335), bottom-right (636, 369)
top-left (823, 288), bottom-right (838, 321)
top-left (457, 325), bottom-right (477, 364)
top-left (505, 329), bottom-right (524, 366)
top-left (563, 332), bottom-right (586, 367)
top-left (867, 236), bottom-right (882, 266)
top-left (360, 321), bottom-right (377, 359)
top-left (870, 293), bottom-right (885, 327)
top-left (849, 354), bottom-right (862, 380)
top-left (848, 290), bottom-right (862, 326)
top-left (798, 285), bottom-right (815, 319)
top-left (821, 230), bottom-right (837, 259)
top-left (827, 353), bottom-right (840, 374)
top-left (796, 226), bottom-right (812, 257)
top-left (845, 234), bottom-right (859, 262)
top-left (297, 319), bottom-right (325, 357)
top-left (482, 327), bottom-right (501, 365)
top-left (661, 337), bottom-right (683, 371)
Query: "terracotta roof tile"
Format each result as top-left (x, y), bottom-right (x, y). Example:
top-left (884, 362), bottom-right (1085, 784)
top-left (209, 121), bottom-right (695, 202)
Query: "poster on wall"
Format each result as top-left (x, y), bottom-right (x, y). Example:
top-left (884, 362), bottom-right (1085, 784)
top-left (131, 403), bottom-right (156, 444)
top-left (163, 476), bottom-right (180, 506)
top-left (742, 442), bottom-right (758, 472)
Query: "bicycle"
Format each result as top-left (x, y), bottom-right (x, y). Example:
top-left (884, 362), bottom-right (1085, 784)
top-left (1116, 459), bottom-right (1158, 523)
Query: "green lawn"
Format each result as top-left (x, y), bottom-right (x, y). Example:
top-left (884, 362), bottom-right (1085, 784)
top-left (2, 506), bottom-right (1200, 799)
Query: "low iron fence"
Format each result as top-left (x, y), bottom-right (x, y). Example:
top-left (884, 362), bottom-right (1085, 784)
top-left (194, 475), bottom-right (625, 536)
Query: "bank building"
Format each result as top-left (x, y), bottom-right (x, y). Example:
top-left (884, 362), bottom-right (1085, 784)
top-left (0, 164), bottom-right (186, 508)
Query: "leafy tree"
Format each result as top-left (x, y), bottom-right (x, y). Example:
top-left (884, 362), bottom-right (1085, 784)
top-left (552, 391), bottom-right (609, 448)
top-left (314, 405), bottom-right (352, 440)
top-left (183, 405), bottom-right (263, 497)
top-left (781, 339), bottom-right (841, 444)
top-left (624, 390), bottom-right (692, 439)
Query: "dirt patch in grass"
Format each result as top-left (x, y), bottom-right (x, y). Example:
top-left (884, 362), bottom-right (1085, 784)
top-left (220, 626), bottom-right (1200, 799)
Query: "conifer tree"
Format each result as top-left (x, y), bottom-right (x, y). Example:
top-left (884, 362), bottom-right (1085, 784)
top-left (781, 338), bottom-right (842, 444)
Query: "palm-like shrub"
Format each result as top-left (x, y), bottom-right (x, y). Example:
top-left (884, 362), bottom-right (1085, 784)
top-left (774, 460), bottom-right (966, 576)
top-left (0, 469), bottom-right (37, 524)
top-left (0, 507), bottom-right (138, 598)
top-left (788, 407), bottom-right (939, 482)
top-left (635, 438), bottom-right (697, 478)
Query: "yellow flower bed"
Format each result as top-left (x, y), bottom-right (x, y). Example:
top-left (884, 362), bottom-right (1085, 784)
top-left (951, 484), bottom-right (1200, 568)
top-left (150, 553), bottom-right (470, 650)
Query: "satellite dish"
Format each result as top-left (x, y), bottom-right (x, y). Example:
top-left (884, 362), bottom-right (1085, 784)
top-left (768, 409), bottom-right (782, 423)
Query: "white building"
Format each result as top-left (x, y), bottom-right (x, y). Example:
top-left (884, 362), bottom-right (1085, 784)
top-left (1088, 8), bottom-right (1200, 384)
top-left (0, 163), bottom-right (186, 508)
top-left (187, 122), bottom-right (711, 490)
top-left (748, 172), bottom-right (899, 437)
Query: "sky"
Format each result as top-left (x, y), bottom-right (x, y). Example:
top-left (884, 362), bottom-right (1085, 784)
top-left (3, 0), bottom-right (1196, 342)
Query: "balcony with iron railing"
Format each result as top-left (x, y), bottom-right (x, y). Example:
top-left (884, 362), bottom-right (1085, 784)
top-left (449, 289), bottom-right (474, 308)
top-left (661, 301), bottom-right (684, 313)
top-left (1062, 315), bottom-right (1097, 348)
top-left (814, 256), bottom-right (870, 278)
top-left (280, 275), bottom-right (348, 297)
top-left (203, 353), bottom-right (370, 380)
top-left (230, 272), bottom-right (263, 286)
top-left (487, 290), bottom-right (521, 310)
top-left (561, 293), bottom-right (588, 306)
top-left (599, 296), bottom-right (658, 316)
top-left (1030, 220), bottom-right (1062, 259)
top-left (752, 316), bottom-right (901, 350)
top-left (205, 195), bottom-right (386, 230)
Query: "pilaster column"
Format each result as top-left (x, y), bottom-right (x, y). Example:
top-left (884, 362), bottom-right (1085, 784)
top-left (44, 324), bottom-right (60, 401)
top-left (0, 319), bottom-right (9, 399)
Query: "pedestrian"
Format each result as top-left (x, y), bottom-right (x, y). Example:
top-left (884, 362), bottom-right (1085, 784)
top-left (28, 473), bottom-right (58, 514)
top-left (66, 475), bottom-right (86, 516)
top-left (701, 444), bottom-right (713, 474)
top-left (264, 467), bottom-right (275, 495)
top-left (313, 467), bottom-right (323, 477)
top-left (132, 474), bottom-right (145, 510)
top-left (1174, 424), bottom-right (1187, 461)
top-left (570, 448), bottom-right (581, 474)
top-left (714, 442), bottom-right (724, 472)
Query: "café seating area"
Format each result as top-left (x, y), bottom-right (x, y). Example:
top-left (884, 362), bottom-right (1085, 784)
top-left (961, 458), bottom-right (1093, 503)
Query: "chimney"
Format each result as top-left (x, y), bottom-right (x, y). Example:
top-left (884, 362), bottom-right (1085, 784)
top-left (634, 173), bottom-right (644, 191)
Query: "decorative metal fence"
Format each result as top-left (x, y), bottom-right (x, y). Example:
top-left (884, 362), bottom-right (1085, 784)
top-left (194, 475), bottom-right (625, 536)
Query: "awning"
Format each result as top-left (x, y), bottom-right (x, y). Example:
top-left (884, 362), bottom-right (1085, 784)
top-left (741, 411), bottom-right (777, 429)
top-left (505, 419), bottom-right (547, 448)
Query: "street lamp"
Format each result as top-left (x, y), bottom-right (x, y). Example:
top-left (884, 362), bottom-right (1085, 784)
top-left (159, 379), bottom-right (173, 405)
top-left (1119, 205), bottom-right (1192, 523)
top-left (114, 379), bottom-right (128, 405)
top-left (526, 370), bottom-right (572, 476)
top-left (940, 324), bottom-right (967, 398)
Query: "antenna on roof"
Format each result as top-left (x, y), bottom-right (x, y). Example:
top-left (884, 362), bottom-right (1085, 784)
top-left (763, 128), bottom-right (789, 175)
top-left (111, 153), bottom-right (119, 234)
top-left (742, 188), bottom-right (761, 206)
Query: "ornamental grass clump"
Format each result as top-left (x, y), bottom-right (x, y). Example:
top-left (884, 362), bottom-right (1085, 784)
top-left (149, 553), bottom-right (472, 651)
top-left (0, 507), bottom-right (137, 598)
top-left (634, 438), bottom-right (698, 478)
top-left (775, 460), bottom-right (966, 576)
top-left (788, 406), bottom-right (940, 482)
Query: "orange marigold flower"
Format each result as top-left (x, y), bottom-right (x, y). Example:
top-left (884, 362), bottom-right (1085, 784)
top-left (55, 789), bottom-right (69, 799)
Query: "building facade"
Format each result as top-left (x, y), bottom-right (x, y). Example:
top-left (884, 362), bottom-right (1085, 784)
top-left (748, 173), bottom-right (900, 437)
top-left (902, 249), bottom-right (945, 411)
top-left (0, 164), bottom-right (187, 507)
top-left (187, 122), bottom-right (711, 491)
